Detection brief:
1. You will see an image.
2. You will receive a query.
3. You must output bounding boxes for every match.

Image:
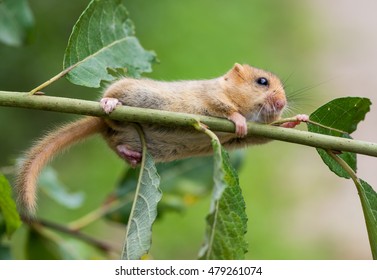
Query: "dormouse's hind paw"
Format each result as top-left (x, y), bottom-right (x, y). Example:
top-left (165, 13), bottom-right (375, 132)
top-left (295, 114), bottom-right (309, 122)
top-left (100, 97), bottom-right (121, 114)
top-left (280, 114), bottom-right (309, 128)
top-left (116, 145), bottom-right (142, 167)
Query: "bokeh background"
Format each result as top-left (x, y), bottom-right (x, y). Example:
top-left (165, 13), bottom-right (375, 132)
top-left (1, 0), bottom-right (376, 259)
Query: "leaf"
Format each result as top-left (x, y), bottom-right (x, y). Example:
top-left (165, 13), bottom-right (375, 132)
top-left (0, 174), bottom-right (22, 238)
top-left (63, 0), bottom-right (156, 88)
top-left (307, 97), bottom-right (371, 178)
top-left (0, 0), bottom-right (34, 47)
top-left (122, 151), bottom-right (162, 260)
top-left (199, 139), bottom-right (248, 260)
top-left (357, 180), bottom-right (377, 259)
top-left (38, 166), bottom-right (85, 209)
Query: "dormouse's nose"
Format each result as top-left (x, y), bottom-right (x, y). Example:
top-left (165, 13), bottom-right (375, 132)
top-left (274, 98), bottom-right (286, 111)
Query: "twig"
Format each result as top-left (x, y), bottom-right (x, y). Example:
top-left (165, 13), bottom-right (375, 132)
top-left (23, 215), bottom-right (120, 253)
top-left (1, 91), bottom-right (377, 157)
top-left (29, 65), bottom-right (76, 95)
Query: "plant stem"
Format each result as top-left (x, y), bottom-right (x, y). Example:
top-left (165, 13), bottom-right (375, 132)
top-left (121, 124), bottom-right (147, 260)
top-left (327, 150), bottom-right (359, 183)
top-left (29, 65), bottom-right (75, 95)
top-left (271, 117), bottom-right (348, 134)
top-left (194, 121), bottom-right (222, 260)
top-left (1, 90), bottom-right (377, 157)
top-left (68, 196), bottom-right (131, 231)
top-left (24, 216), bottom-right (119, 253)
top-left (327, 150), bottom-right (377, 259)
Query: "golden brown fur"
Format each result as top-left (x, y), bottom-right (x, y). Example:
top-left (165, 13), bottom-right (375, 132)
top-left (16, 63), bottom-right (287, 215)
top-left (16, 117), bottom-right (106, 215)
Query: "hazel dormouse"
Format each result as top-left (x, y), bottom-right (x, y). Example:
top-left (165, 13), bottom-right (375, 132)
top-left (16, 63), bottom-right (308, 215)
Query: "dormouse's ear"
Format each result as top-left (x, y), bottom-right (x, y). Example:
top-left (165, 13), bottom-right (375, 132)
top-left (224, 63), bottom-right (245, 81)
top-left (233, 63), bottom-right (244, 73)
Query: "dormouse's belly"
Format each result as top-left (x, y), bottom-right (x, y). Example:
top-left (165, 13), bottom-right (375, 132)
top-left (102, 123), bottom-right (240, 162)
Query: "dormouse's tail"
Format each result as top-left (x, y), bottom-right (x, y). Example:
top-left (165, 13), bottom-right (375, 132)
top-left (16, 117), bottom-right (106, 216)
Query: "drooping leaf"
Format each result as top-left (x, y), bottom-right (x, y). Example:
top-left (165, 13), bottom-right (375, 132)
top-left (63, 0), bottom-right (156, 88)
top-left (0, 0), bottom-right (34, 47)
top-left (307, 97), bottom-right (371, 178)
top-left (0, 174), bottom-right (22, 237)
top-left (357, 179), bottom-right (377, 259)
top-left (38, 166), bottom-right (85, 209)
top-left (199, 139), bottom-right (248, 260)
top-left (121, 152), bottom-right (162, 260)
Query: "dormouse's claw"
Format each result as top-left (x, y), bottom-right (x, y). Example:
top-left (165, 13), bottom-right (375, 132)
top-left (100, 97), bottom-right (121, 114)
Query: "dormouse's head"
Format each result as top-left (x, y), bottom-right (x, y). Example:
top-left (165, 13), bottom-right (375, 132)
top-left (223, 63), bottom-right (286, 123)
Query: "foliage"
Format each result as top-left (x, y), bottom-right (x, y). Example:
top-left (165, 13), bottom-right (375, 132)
top-left (0, 175), bottom-right (21, 237)
top-left (307, 97), bottom-right (371, 178)
top-left (121, 126), bottom-right (162, 260)
top-left (0, 0), bottom-right (34, 47)
top-left (0, 0), bottom-right (376, 260)
top-left (63, 0), bottom-right (156, 88)
top-left (198, 136), bottom-right (248, 260)
top-left (38, 166), bottom-right (85, 209)
top-left (307, 98), bottom-right (377, 258)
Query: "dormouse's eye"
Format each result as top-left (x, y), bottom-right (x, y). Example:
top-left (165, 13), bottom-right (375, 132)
top-left (256, 77), bottom-right (269, 87)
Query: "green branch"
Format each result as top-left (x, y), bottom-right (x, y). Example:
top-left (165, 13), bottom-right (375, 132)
top-left (28, 216), bottom-right (120, 254)
top-left (1, 90), bottom-right (377, 157)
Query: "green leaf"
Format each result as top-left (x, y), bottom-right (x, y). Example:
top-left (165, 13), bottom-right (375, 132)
top-left (307, 97), bottom-right (371, 178)
top-left (63, 0), bottom-right (156, 88)
top-left (0, 174), bottom-right (22, 238)
top-left (38, 166), bottom-right (85, 209)
top-left (357, 180), bottom-right (377, 259)
top-left (0, 0), bottom-right (34, 47)
top-left (122, 152), bottom-right (162, 260)
top-left (199, 139), bottom-right (248, 260)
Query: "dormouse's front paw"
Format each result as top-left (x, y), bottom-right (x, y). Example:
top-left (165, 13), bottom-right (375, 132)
top-left (228, 111), bottom-right (247, 138)
top-left (100, 97), bottom-right (121, 114)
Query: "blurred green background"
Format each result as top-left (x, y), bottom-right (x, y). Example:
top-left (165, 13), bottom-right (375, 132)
top-left (1, 0), bottom-right (375, 259)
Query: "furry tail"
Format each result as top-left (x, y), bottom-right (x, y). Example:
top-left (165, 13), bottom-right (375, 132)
top-left (16, 117), bottom-right (106, 216)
